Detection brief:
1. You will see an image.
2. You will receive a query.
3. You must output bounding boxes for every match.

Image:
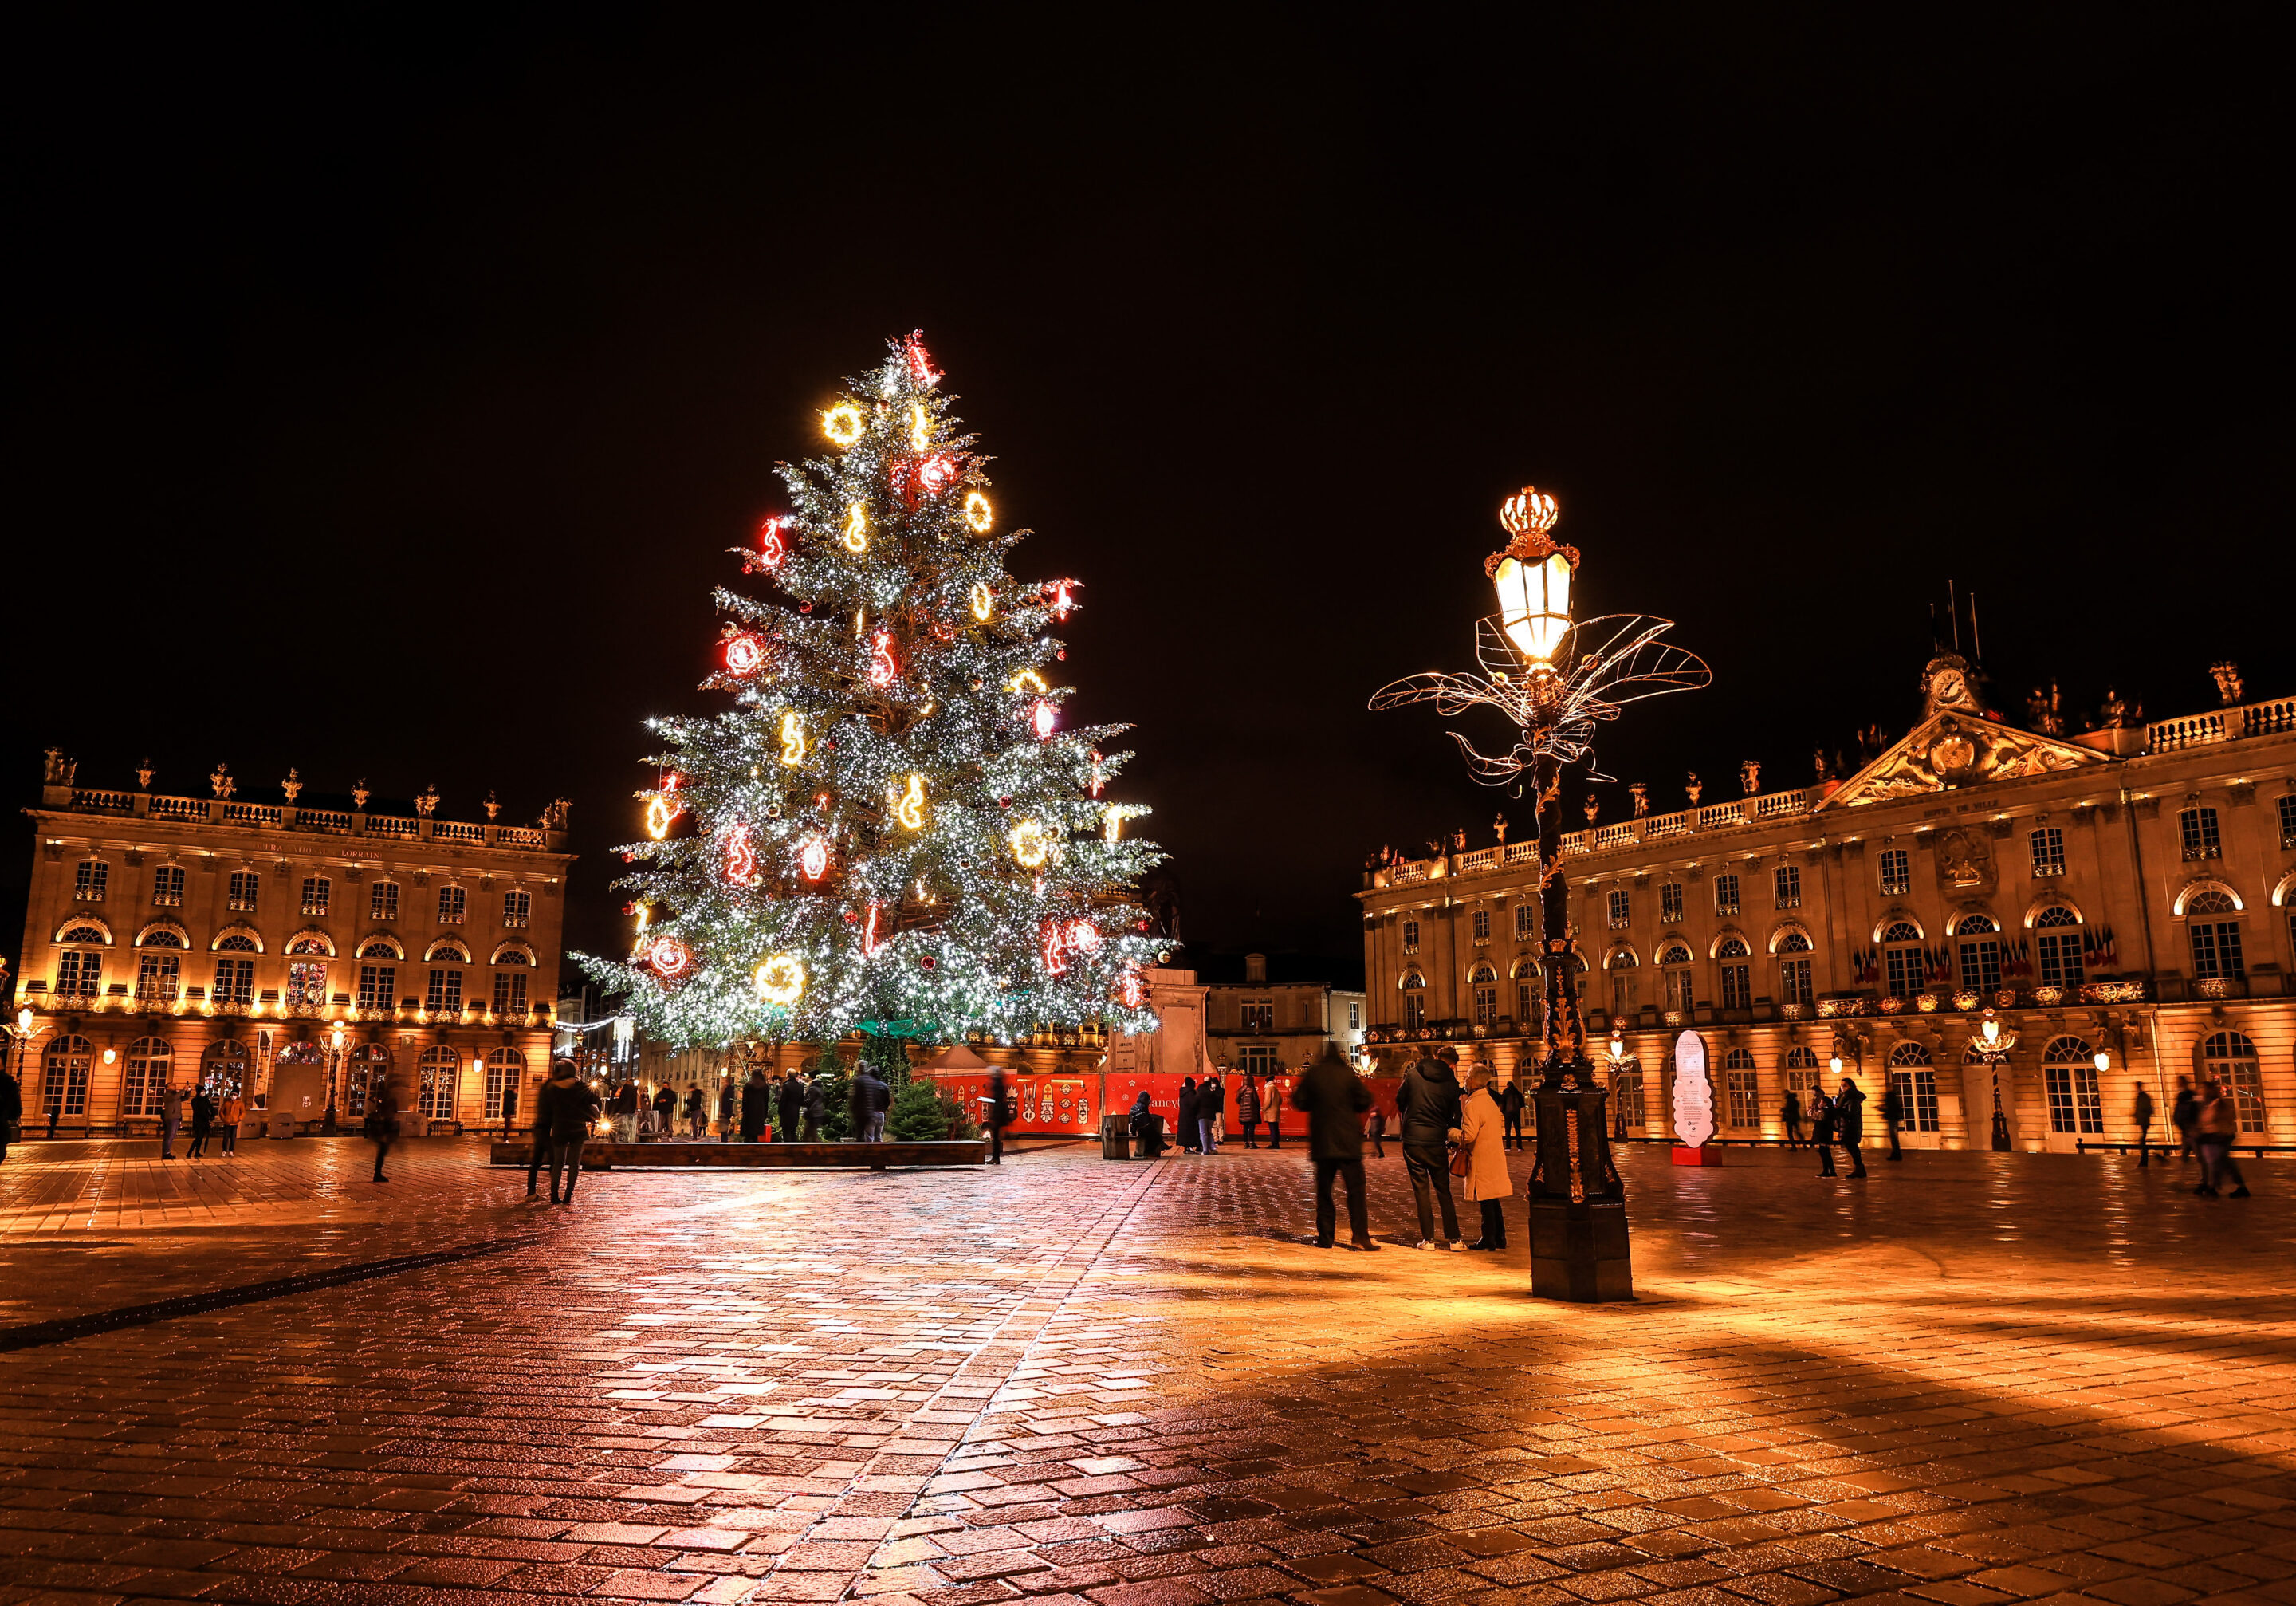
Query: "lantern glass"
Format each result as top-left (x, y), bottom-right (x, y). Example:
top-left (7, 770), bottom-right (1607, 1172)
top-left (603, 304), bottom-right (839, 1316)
top-left (1829, 1053), bottom-right (1842, 1076)
top-left (2093, 1049), bottom-right (2110, 1073)
top-left (1982, 1017), bottom-right (2000, 1044)
top-left (1493, 550), bottom-right (1574, 664)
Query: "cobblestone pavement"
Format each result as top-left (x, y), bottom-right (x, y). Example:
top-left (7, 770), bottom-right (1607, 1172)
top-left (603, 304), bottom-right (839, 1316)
top-left (0, 1139), bottom-right (2289, 1606)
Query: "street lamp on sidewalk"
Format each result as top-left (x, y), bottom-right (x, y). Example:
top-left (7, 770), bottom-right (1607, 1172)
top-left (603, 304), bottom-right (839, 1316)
top-left (1374, 488), bottom-right (1708, 1301)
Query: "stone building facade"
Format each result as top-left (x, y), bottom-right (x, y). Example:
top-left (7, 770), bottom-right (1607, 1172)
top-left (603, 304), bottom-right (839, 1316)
top-left (10, 756), bottom-right (574, 1133)
top-left (1358, 659), bottom-right (2296, 1152)
top-left (1201, 952), bottom-right (1366, 1079)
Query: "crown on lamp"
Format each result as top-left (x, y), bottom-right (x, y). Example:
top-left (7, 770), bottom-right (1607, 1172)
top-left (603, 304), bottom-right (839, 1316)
top-left (1486, 486), bottom-right (1581, 666)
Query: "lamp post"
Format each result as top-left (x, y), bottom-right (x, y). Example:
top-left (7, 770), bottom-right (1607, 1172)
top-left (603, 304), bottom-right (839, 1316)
top-left (1373, 488), bottom-right (1708, 1301)
top-left (1968, 1007), bottom-right (2019, 1151)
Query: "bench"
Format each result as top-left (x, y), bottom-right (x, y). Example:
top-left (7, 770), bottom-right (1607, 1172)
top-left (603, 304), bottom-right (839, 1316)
top-left (488, 1139), bottom-right (987, 1171)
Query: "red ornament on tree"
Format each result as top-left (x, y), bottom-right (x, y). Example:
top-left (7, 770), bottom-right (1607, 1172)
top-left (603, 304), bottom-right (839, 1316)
top-left (722, 630), bottom-right (765, 675)
top-left (904, 330), bottom-right (942, 388)
top-left (753, 516), bottom-right (791, 572)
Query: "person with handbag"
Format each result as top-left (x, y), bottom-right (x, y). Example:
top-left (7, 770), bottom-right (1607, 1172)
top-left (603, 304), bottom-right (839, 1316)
top-left (1395, 1047), bottom-right (1464, 1250)
top-left (364, 1083), bottom-right (398, 1183)
top-left (1453, 1065), bottom-right (1511, 1250)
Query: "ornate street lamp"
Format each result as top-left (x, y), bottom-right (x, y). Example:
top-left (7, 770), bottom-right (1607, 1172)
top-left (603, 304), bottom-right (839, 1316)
top-left (1373, 488), bottom-right (1708, 1301)
top-left (1968, 1008), bottom-right (2019, 1151)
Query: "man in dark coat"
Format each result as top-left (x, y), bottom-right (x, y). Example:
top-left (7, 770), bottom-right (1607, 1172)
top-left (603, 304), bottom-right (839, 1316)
top-left (1834, 1077), bottom-right (1869, 1176)
top-left (740, 1069), bottom-right (772, 1142)
top-left (1810, 1087), bottom-right (1838, 1175)
top-left (852, 1068), bottom-right (892, 1142)
top-left (187, 1088), bottom-right (217, 1158)
top-left (1781, 1088), bottom-right (1805, 1147)
top-left (1879, 1081), bottom-right (1904, 1161)
top-left (1395, 1048), bottom-right (1464, 1249)
top-left (777, 1073), bottom-right (804, 1143)
top-left (1292, 1043), bottom-right (1378, 1250)
top-left (718, 1076), bottom-right (739, 1142)
top-left (525, 1069), bottom-right (556, 1196)
top-left (985, 1069), bottom-right (1008, 1164)
top-left (1197, 1072), bottom-right (1225, 1152)
top-left (1175, 1077), bottom-right (1200, 1152)
top-left (1496, 1077), bottom-right (1527, 1149)
top-left (536, 1060), bottom-right (603, 1204)
top-left (651, 1083), bottom-right (677, 1137)
top-left (801, 1073), bottom-right (825, 1140)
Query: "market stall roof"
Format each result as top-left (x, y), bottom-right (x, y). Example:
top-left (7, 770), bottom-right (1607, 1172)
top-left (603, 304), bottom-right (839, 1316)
top-left (917, 1045), bottom-right (994, 1072)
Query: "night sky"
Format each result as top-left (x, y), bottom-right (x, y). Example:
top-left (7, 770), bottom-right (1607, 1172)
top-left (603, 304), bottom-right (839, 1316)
top-left (8, 10), bottom-right (2287, 988)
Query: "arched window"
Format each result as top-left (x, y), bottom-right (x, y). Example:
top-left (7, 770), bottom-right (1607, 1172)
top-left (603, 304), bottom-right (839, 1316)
top-left (484, 1047), bottom-right (525, 1120)
top-left (1880, 921), bottom-right (1927, 997)
top-left (58, 923), bottom-right (108, 946)
top-left (1878, 919), bottom-right (1923, 943)
top-left (1955, 915), bottom-right (2002, 993)
top-left (1774, 929), bottom-right (1813, 954)
top-left (2201, 1031), bottom-right (2267, 1132)
top-left (2184, 888), bottom-right (2237, 915)
top-left (1657, 942), bottom-right (1693, 966)
top-left (358, 937), bottom-right (403, 960)
top-left (1783, 1043), bottom-right (1824, 1110)
top-left (1772, 928), bottom-right (1814, 1007)
top-left (136, 923), bottom-right (186, 947)
top-left (489, 942), bottom-right (536, 966)
top-left (1400, 970), bottom-right (1426, 1033)
top-left (1722, 1047), bottom-right (1759, 1129)
top-left (1716, 936), bottom-right (1752, 1011)
top-left (1606, 946), bottom-right (1638, 1022)
top-left (285, 931), bottom-right (335, 956)
top-left (1887, 1040), bottom-right (1940, 1132)
top-left (2182, 888), bottom-right (2245, 981)
top-left (1468, 963), bottom-right (1499, 1027)
top-left (424, 938), bottom-right (471, 964)
top-left (1605, 946), bottom-right (1640, 968)
top-left (1510, 958), bottom-right (1541, 1033)
top-left (53, 923), bottom-right (105, 998)
top-left (2034, 904), bottom-right (2084, 989)
top-left (1658, 942), bottom-right (1695, 1015)
top-left (2042, 1036), bottom-right (2102, 1135)
top-left (419, 1045), bottom-right (461, 1121)
top-left (345, 1044), bottom-right (391, 1120)
top-left (201, 1039), bottom-right (250, 1100)
top-left (40, 1035), bottom-right (92, 1120)
top-left (215, 934), bottom-right (259, 952)
top-left (121, 1037), bottom-right (172, 1117)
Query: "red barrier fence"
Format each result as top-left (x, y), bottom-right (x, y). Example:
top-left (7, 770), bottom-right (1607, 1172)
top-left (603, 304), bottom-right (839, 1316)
top-left (918, 1070), bottom-right (1405, 1138)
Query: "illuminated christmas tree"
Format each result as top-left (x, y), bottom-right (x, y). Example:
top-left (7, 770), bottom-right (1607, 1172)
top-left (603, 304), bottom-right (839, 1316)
top-left (576, 334), bottom-right (1166, 1051)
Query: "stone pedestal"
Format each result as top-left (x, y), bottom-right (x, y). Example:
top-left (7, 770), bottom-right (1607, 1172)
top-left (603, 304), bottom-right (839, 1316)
top-left (1529, 1198), bottom-right (1634, 1301)
top-left (1527, 1082), bottom-right (1634, 1301)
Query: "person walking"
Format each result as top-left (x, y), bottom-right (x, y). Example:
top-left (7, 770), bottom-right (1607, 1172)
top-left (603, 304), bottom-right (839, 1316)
top-left (615, 1081), bottom-right (641, 1143)
top-left (2172, 1075), bottom-right (2200, 1167)
top-left (218, 1089), bottom-right (244, 1156)
top-left (739, 1068), bottom-right (772, 1141)
top-left (1497, 1075), bottom-right (1527, 1150)
top-left (717, 1076), bottom-right (739, 1141)
top-left (652, 1083), bottom-right (677, 1138)
top-left (1781, 1089), bottom-right (1805, 1148)
top-left (1834, 1077), bottom-right (1869, 1177)
top-left (501, 1078), bottom-right (520, 1141)
top-left (800, 1073), bottom-right (824, 1140)
top-left (777, 1072), bottom-right (804, 1144)
top-left (0, 1065), bottom-right (21, 1167)
top-left (1126, 1090), bottom-right (1166, 1158)
top-left (537, 1059), bottom-right (602, 1205)
top-left (159, 1083), bottom-right (185, 1159)
top-left (187, 1088), bottom-right (217, 1159)
top-left (525, 1070), bottom-right (555, 1196)
top-left (984, 1069), bottom-right (1008, 1164)
top-left (1454, 1065), bottom-right (1511, 1250)
top-left (1810, 1085), bottom-right (1838, 1176)
top-left (1176, 1077), bottom-right (1200, 1153)
top-left (1234, 1074), bottom-right (1261, 1149)
top-left (365, 1083), bottom-right (398, 1182)
top-left (1366, 1099), bottom-right (1387, 1159)
top-left (1880, 1081), bottom-right (1904, 1162)
top-left (1198, 1070), bottom-right (1225, 1153)
top-left (1397, 1047), bottom-right (1465, 1250)
top-left (684, 1084), bottom-right (705, 1138)
top-left (2131, 1082), bottom-right (2156, 1167)
top-left (2193, 1079), bottom-right (2251, 1198)
top-left (1290, 1041), bottom-right (1376, 1250)
top-left (853, 1066), bottom-right (892, 1143)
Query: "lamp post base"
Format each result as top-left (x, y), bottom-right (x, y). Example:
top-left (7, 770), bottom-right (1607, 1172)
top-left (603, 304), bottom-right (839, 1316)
top-left (1528, 1197), bottom-right (1634, 1301)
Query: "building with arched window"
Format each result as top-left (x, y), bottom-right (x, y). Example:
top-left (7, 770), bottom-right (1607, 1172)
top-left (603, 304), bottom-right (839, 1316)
top-left (1359, 650), bottom-right (2296, 1147)
top-left (12, 753), bottom-right (574, 1136)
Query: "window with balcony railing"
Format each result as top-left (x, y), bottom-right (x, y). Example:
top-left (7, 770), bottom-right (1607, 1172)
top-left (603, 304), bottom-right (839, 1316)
top-left (426, 966), bottom-right (464, 1012)
top-left (492, 970), bottom-right (529, 1015)
top-left (74, 860), bottom-right (108, 902)
top-left (358, 964), bottom-right (396, 1011)
top-left (1402, 919), bottom-right (1420, 954)
top-left (136, 953), bottom-right (180, 1004)
top-left (1514, 903), bottom-right (1537, 940)
top-left (1774, 864), bottom-right (1802, 909)
top-left (151, 865), bottom-right (185, 907)
top-left (1607, 889), bottom-right (1630, 929)
top-left (228, 871), bottom-right (260, 913)
top-left (502, 890), bottom-right (532, 928)
top-left (213, 958), bottom-right (255, 1008)
top-left (1879, 848), bottom-right (1909, 896)
top-left (2281, 793), bottom-right (2296, 850)
top-left (438, 885), bottom-right (467, 925)
top-left (1659, 882), bottom-right (1683, 924)
top-left (55, 950), bottom-right (102, 998)
top-left (371, 880), bottom-right (400, 923)
top-left (2029, 827), bottom-right (2065, 878)
top-left (2180, 806), bottom-right (2221, 860)
top-left (1472, 907), bottom-right (1491, 944)
top-left (1714, 873), bottom-right (1740, 917)
top-left (301, 876), bottom-right (332, 916)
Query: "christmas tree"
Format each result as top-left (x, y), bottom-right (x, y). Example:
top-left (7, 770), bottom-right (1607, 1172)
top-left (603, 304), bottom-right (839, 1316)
top-left (576, 334), bottom-right (1167, 1052)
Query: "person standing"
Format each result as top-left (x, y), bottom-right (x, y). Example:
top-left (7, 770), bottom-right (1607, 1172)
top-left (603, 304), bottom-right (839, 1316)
top-left (985, 1069), bottom-right (1008, 1164)
top-left (1176, 1077), bottom-right (1200, 1153)
top-left (1497, 1075), bottom-right (1526, 1150)
top-left (1290, 1042), bottom-right (1377, 1250)
top-left (525, 1071), bottom-right (555, 1196)
top-left (652, 1083), bottom-right (677, 1138)
top-left (612, 1081), bottom-right (639, 1143)
top-left (1397, 1047), bottom-right (1465, 1250)
top-left (1366, 1098), bottom-right (1387, 1159)
top-left (1781, 1089), bottom-right (1805, 1148)
top-left (366, 1083), bottom-right (398, 1182)
top-left (0, 1064), bottom-right (21, 1167)
top-left (1198, 1070), bottom-right (1224, 1153)
top-left (801, 1073), bottom-right (824, 1140)
top-left (501, 1078), bottom-right (520, 1141)
top-left (1880, 1081), bottom-right (1904, 1162)
top-left (777, 1073), bottom-right (804, 1144)
top-left (1234, 1074), bottom-right (1261, 1149)
top-left (852, 1065), bottom-right (892, 1143)
top-left (217, 1088), bottom-right (244, 1156)
top-left (159, 1083), bottom-right (185, 1159)
top-left (1454, 1065), bottom-right (1510, 1250)
top-left (1834, 1077), bottom-right (1869, 1177)
top-left (740, 1068), bottom-right (771, 1142)
top-left (684, 1084), bottom-right (705, 1138)
top-left (537, 1059), bottom-right (602, 1205)
top-left (2193, 1079), bottom-right (2250, 1198)
top-left (1810, 1085), bottom-right (1838, 1177)
top-left (718, 1076), bottom-right (739, 1142)
top-left (187, 1087), bottom-right (217, 1159)
top-left (1264, 1070), bottom-right (1284, 1149)
top-left (2132, 1082), bottom-right (2156, 1167)
top-left (2172, 1075), bottom-right (2200, 1167)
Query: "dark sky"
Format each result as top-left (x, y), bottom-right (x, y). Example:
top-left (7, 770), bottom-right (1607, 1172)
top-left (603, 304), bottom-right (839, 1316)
top-left (7, 9), bottom-right (2287, 987)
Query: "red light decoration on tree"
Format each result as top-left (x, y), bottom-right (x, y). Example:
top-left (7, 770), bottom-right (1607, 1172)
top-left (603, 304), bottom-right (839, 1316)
top-left (916, 451), bottom-right (959, 496)
top-left (799, 836), bottom-right (830, 881)
top-left (863, 902), bottom-right (887, 958)
top-left (723, 631), bottom-right (765, 675)
top-left (868, 630), bottom-right (898, 690)
top-left (1048, 578), bottom-right (1079, 620)
top-left (724, 824), bottom-right (760, 887)
top-left (1031, 699), bottom-right (1056, 740)
top-left (1067, 919), bottom-right (1101, 952)
top-left (1120, 968), bottom-right (1146, 1009)
top-left (1041, 919), bottom-right (1069, 976)
top-left (647, 935), bottom-right (694, 982)
top-left (754, 516), bottom-right (791, 572)
top-left (903, 330), bottom-right (941, 388)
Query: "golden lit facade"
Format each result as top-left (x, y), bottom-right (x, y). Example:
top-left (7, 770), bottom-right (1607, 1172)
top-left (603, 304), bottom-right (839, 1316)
top-left (1360, 663), bottom-right (2296, 1151)
top-left (11, 756), bottom-right (575, 1133)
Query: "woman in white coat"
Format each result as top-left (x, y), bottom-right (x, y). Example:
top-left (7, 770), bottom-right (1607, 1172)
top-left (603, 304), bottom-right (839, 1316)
top-left (1452, 1065), bottom-right (1512, 1250)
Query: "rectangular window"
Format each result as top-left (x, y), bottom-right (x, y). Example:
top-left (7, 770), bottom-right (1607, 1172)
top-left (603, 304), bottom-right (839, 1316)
top-left (1472, 907), bottom-right (1491, 943)
top-left (1779, 957), bottom-right (1813, 1006)
top-left (1664, 967), bottom-right (1695, 1015)
top-left (1606, 889), bottom-right (1630, 929)
top-left (1610, 973), bottom-right (1634, 1018)
top-left (1516, 981), bottom-right (1539, 1032)
top-left (1610, 1066), bottom-right (1645, 1128)
top-left (1725, 1071), bottom-right (1759, 1130)
top-left (2029, 828), bottom-right (2065, 877)
top-left (301, 876), bottom-right (332, 916)
top-left (41, 1054), bottom-right (89, 1119)
top-left (1240, 1043), bottom-right (1280, 1078)
top-left (1891, 1069), bottom-right (1942, 1132)
top-left (1240, 999), bottom-right (1273, 1029)
top-left (56, 951), bottom-right (103, 998)
top-left (228, 870), bottom-right (260, 912)
top-left (2045, 1063), bottom-right (2104, 1135)
top-left (213, 958), bottom-right (255, 1007)
top-left (2281, 793), bottom-right (2296, 850)
top-left (2180, 806), bottom-right (2222, 860)
top-left (357, 964), bottom-right (396, 1011)
top-left (2037, 932), bottom-right (2084, 990)
top-left (1402, 919), bottom-right (1420, 953)
top-left (1403, 994), bottom-right (1425, 1030)
top-left (371, 881), bottom-right (400, 923)
top-left (1774, 864), bottom-right (1802, 908)
top-left (502, 890), bottom-right (532, 928)
top-left (1474, 985), bottom-right (1498, 1026)
top-left (1348, 1002), bottom-right (1361, 1030)
top-left (1514, 903), bottom-right (1537, 940)
top-left (1879, 848), bottom-right (1909, 896)
top-left (493, 970), bottom-right (529, 1015)
top-left (151, 865), bottom-right (185, 906)
top-left (1720, 962), bottom-right (1752, 1011)
top-left (2190, 921), bottom-right (2244, 979)
top-left (1714, 873), bottom-right (1740, 916)
top-left (287, 961), bottom-right (329, 1009)
top-left (427, 968), bottom-right (464, 1012)
top-left (74, 860), bottom-right (108, 902)
top-left (136, 952), bottom-right (180, 1003)
top-left (122, 1048), bottom-right (165, 1117)
top-left (438, 885), bottom-right (467, 925)
top-left (1958, 937), bottom-right (2003, 993)
top-left (1886, 945), bottom-right (1927, 998)
top-left (1659, 883), bottom-right (1683, 924)
top-left (484, 1057), bottom-right (512, 1120)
